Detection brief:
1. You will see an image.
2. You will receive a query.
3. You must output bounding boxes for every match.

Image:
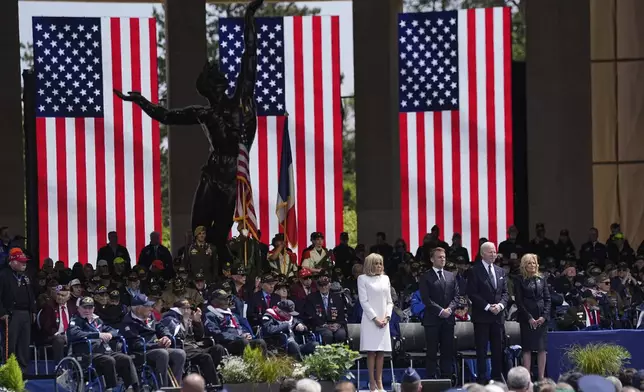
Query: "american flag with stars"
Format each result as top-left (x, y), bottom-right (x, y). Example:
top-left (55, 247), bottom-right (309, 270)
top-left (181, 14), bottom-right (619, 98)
top-left (219, 16), bottom-right (343, 257)
top-left (32, 16), bottom-right (161, 267)
top-left (398, 9), bottom-right (514, 256)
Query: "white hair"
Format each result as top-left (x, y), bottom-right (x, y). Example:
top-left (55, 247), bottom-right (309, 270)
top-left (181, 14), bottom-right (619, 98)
top-left (507, 366), bottom-right (531, 391)
top-left (605, 376), bottom-right (622, 392)
top-left (480, 242), bottom-right (496, 253)
top-left (296, 378), bottom-right (322, 392)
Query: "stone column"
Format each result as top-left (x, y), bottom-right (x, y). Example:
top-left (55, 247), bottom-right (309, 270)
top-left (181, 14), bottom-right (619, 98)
top-left (525, 0), bottom-right (593, 246)
top-left (353, 0), bottom-right (403, 245)
top-left (164, 0), bottom-right (208, 252)
top-left (0, 0), bottom-right (25, 236)
top-left (591, 0), bottom-right (644, 248)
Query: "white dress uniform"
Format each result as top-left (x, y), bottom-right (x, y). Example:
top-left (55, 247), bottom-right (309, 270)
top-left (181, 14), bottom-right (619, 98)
top-left (357, 274), bottom-right (393, 352)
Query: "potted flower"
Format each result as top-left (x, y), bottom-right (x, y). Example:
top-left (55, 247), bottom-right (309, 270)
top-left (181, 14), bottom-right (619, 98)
top-left (219, 346), bottom-right (296, 392)
top-left (302, 344), bottom-right (361, 391)
top-left (565, 343), bottom-right (631, 376)
top-left (0, 355), bottom-right (26, 392)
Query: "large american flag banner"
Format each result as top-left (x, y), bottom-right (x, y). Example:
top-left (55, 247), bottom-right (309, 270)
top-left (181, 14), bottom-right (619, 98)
top-left (219, 16), bottom-right (343, 252)
top-left (398, 8), bottom-right (513, 255)
top-left (33, 17), bottom-right (160, 266)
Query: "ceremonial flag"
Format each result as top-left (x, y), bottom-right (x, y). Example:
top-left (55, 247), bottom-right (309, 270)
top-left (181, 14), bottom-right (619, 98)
top-left (398, 8), bottom-right (514, 254)
top-left (219, 16), bottom-right (343, 252)
top-left (234, 143), bottom-right (259, 239)
top-left (276, 119), bottom-right (298, 248)
top-left (32, 16), bottom-right (161, 266)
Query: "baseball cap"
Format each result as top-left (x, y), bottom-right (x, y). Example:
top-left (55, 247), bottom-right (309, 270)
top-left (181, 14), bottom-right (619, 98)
top-left (113, 257), bottom-right (126, 265)
top-left (402, 368), bottom-right (421, 383)
top-left (317, 275), bottom-right (330, 286)
top-left (310, 232), bottom-right (324, 240)
top-left (298, 269), bottom-right (312, 279)
top-left (151, 260), bottom-right (165, 270)
top-left (177, 265), bottom-right (188, 274)
top-left (614, 232), bottom-right (625, 240)
top-left (69, 278), bottom-right (81, 287)
top-left (97, 259), bottom-right (108, 267)
top-left (79, 297), bottom-right (95, 307)
top-left (261, 274), bottom-right (278, 283)
top-left (131, 294), bottom-right (155, 307)
top-left (127, 272), bottom-right (139, 281)
top-left (109, 290), bottom-right (120, 299)
top-left (232, 265), bottom-right (247, 276)
top-left (277, 300), bottom-right (298, 316)
top-left (8, 248), bottom-right (29, 264)
top-left (210, 289), bottom-right (231, 302)
top-left (195, 271), bottom-right (205, 281)
top-left (95, 286), bottom-right (108, 295)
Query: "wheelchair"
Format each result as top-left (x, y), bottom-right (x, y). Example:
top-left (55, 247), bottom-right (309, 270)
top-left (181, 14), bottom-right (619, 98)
top-left (54, 336), bottom-right (160, 392)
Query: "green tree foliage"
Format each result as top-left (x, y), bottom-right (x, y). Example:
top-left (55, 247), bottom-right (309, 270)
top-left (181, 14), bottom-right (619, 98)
top-left (153, 3), bottom-right (320, 248)
top-left (404, 0), bottom-right (525, 60)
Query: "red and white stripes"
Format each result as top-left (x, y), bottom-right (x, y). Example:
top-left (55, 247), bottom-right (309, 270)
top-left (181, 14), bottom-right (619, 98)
top-left (400, 8), bottom-right (513, 255)
top-left (36, 17), bottom-right (160, 266)
top-left (246, 16), bottom-right (344, 253)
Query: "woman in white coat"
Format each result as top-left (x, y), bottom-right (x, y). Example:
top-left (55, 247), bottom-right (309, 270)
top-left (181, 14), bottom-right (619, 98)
top-left (358, 253), bottom-right (394, 392)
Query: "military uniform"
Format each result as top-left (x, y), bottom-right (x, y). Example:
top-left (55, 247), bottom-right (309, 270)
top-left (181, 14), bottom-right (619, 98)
top-left (268, 248), bottom-right (298, 278)
top-left (333, 233), bottom-right (357, 277)
top-left (301, 247), bottom-right (332, 272)
top-left (161, 278), bottom-right (204, 309)
top-left (184, 241), bottom-right (218, 283)
top-left (67, 298), bottom-right (138, 390)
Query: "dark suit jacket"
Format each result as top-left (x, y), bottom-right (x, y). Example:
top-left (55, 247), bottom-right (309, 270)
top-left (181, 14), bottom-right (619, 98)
top-left (246, 290), bottom-right (280, 326)
top-left (514, 275), bottom-right (551, 323)
top-left (419, 268), bottom-right (459, 325)
top-left (466, 261), bottom-right (509, 324)
top-left (40, 301), bottom-right (70, 339)
top-left (303, 291), bottom-right (347, 328)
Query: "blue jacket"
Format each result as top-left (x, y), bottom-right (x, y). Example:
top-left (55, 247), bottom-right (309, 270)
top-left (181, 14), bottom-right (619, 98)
top-left (203, 305), bottom-right (252, 344)
top-left (120, 311), bottom-right (173, 352)
top-left (67, 313), bottom-right (118, 354)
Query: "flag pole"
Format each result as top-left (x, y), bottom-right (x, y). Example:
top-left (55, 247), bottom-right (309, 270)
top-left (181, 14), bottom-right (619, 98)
top-left (243, 188), bottom-right (248, 267)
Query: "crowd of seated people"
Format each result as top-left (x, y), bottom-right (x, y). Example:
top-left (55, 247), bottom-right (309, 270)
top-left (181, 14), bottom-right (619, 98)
top-left (2, 221), bottom-right (644, 388)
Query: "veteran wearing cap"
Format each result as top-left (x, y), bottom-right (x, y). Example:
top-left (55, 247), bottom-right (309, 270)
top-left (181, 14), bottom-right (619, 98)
top-left (303, 275), bottom-right (347, 344)
top-left (0, 248), bottom-right (36, 371)
top-left (192, 271), bottom-right (209, 304)
top-left (400, 368), bottom-right (422, 392)
top-left (68, 297), bottom-right (140, 391)
top-left (121, 294), bottom-right (186, 387)
top-left (39, 284), bottom-right (72, 362)
top-left (230, 264), bottom-right (250, 301)
top-left (246, 274), bottom-right (281, 326)
top-left (184, 226), bottom-right (218, 283)
top-left (268, 234), bottom-right (298, 278)
top-left (204, 289), bottom-right (267, 356)
top-left (261, 299), bottom-right (318, 360)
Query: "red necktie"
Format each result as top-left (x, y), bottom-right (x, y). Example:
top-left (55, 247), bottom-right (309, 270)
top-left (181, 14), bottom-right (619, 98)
top-left (61, 306), bottom-right (69, 330)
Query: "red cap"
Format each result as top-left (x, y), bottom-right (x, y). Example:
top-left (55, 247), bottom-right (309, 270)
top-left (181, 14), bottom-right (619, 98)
top-left (9, 248), bottom-right (29, 264)
top-left (151, 260), bottom-right (165, 270)
top-left (298, 269), bottom-right (312, 279)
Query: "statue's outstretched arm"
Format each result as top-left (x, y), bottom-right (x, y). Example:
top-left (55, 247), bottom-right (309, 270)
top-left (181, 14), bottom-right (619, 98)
top-left (233, 0), bottom-right (263, 102)
top-left (114, 89), bottom-right (204, 125)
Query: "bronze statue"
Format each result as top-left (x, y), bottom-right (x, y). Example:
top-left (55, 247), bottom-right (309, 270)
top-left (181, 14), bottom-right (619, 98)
top-left (115, 0), bottom-right (264, 266)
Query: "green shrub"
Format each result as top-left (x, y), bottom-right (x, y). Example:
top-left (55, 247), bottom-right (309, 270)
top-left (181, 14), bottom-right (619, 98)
top-left (566, 343), bottom-right (631, 376)
top-left (303, 344), bottom-right (360, 382)
top-left (0, 355), bottom-right (26, 392)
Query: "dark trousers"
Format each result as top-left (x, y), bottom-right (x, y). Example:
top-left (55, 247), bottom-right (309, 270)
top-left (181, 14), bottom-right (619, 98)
top-left (473, 322), bottom-right (504, 383)
top-left (286, 340), bottom-right (318, 361)
top-left (225, 338), bottom-right (268, 356)
top-left (315, 326), bottom-right (347, 345)
top-left (425, 322), bottom-right (455, 378)
top-left (185, 345), bottom-right (223, 385)
top-left (50, 334), bottom-right (67, 363)
top-left (93, 352), bottom-right (138, 388)
top-left (8, 310), bottom-right (31, 371)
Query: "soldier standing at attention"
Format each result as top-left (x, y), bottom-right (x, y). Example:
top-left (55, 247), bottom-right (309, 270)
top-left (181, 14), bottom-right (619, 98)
top-left (228, 223), bottom-right (263, 277)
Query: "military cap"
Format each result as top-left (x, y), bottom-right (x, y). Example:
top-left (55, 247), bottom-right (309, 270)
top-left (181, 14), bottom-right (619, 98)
top-left (79, 297), bottom-right (95, 307)
top-left (109, 289), bottom-right (120, 299)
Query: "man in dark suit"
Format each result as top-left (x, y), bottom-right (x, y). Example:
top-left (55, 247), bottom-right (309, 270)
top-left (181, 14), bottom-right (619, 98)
top-left (419, 247), bottom-right (459, 380)
top-left (466, 242), bottom-right (509, 383)
top-left (246, 274), bottom-right (280, 326)
top-left (303, 275), bottom-right (347, 344)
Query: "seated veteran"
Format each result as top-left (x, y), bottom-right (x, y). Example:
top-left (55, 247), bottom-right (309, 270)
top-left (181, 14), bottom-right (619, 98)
top-left (246, 274), bottom-right (280, 326)
top-left (204, 289), bottom-right (267, 356)
top-left (96, 289), bottom-right (128, 328)
top-left (303, 275), bottom-right (347, 345)
top-left (39, 284), bottom-right (72, 362)
top-left (261, 299), bottom-right (318, 361)
top-left (120, 294), bottom-right (186, 387)
top-left (161, 277), bottom-right (203, 309)
top-left (67, 297), bottom-right (139, 391)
